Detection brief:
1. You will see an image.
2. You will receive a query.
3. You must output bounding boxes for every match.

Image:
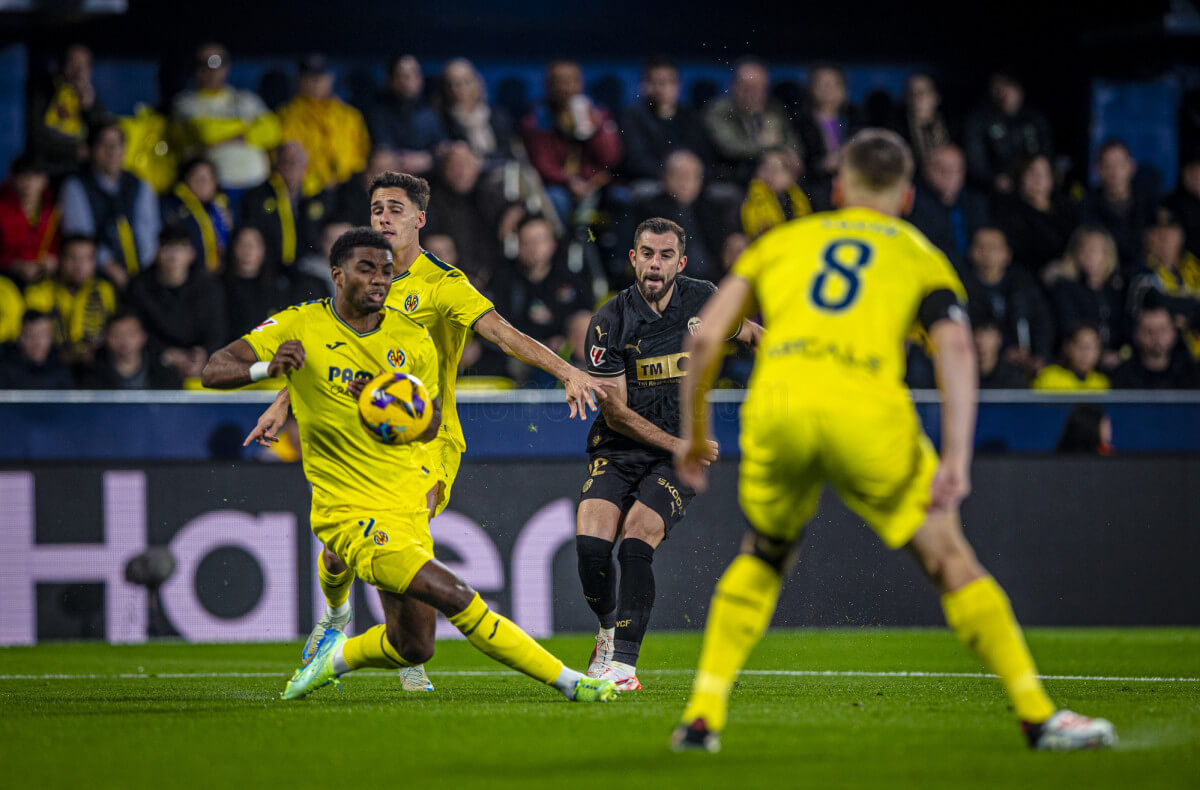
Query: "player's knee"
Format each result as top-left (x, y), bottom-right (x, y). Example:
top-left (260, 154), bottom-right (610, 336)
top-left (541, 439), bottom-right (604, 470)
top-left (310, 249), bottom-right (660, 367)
top-left (913, 538), bottom-right (980, 590)
top-left (321, 548), bottom-right (348, 574)
top-left (742, 528), bottom-right (798, 574)
top-left (622, 511), bottom-right (665, 546)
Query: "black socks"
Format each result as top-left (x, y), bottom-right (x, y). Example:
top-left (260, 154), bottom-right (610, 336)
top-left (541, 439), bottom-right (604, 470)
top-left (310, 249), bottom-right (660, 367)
top-left (612, 538), bottom-right (655, 667)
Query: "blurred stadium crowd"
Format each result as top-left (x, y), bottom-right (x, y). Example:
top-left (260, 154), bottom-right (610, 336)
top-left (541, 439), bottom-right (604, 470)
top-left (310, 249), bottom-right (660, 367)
top-left (1, 43), bottom-right (1199, 391)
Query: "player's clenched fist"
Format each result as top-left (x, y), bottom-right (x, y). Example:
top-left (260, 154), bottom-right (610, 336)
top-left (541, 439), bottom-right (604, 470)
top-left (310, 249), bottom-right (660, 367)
top-left (674, 437), bottom-right (719, 492)
top-left (269, 340), bottom-right (306, 377)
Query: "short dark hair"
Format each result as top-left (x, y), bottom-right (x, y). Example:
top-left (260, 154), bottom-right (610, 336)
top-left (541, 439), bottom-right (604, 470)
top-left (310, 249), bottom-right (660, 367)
top-left (59, 233), bottom-right (96, 256)
top-left (1096, 138), bottom-right (1131, 160)
top-left (22, 309), bottom-right (52, 326)
top-left (368, 171), bottom-right (431, 211)
top-left (10, 151), bottom-right (46, 177)
top-left (329, 227), bottom-right (392, 269)
top-left (105, 310), bottom-right (142, 332)
top-left (87, 119), bottom-right (124, 150)
top-left (841, 128), bottom-right (914, 191)
top-left (158, 225), bottom-right (193, 248)
top-left (179, 156), bottom-right (217, 183)
top-left (1064, 322), bottom-right (1101, 343)
top-left (516, 213), bottom-right (553, 236)
top-left (634, 217), bottom-right (687, 255)
top-left (642, 55), bottom-right (677, 78)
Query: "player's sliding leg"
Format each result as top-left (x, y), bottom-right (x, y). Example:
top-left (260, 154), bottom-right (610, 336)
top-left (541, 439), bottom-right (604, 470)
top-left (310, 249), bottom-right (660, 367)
top-left (605, 503), bottom-right (667, 690)
top-left (301, 548), bottom-right (354, 666)
top-left (402, 558), bottom-right (616, 701)
top-left (575, 499), bottom-right (622, 677)
top-left (673, 530), bottom-right (793, 752)
top-left (390, 594), bottom-right (437, 691)
top-left (907, 510), bottom-right (1116, 750)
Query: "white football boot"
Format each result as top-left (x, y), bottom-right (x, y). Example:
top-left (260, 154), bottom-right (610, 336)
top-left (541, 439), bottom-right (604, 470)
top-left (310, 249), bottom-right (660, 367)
top-left (600, 660), bottom-right (642, 691)
top-left (399, 664), bottom-right (434, 692)
top-left (1025, 710), bottom-right (1116, 750)
top-left (587, 630), bottom-right (615, 678)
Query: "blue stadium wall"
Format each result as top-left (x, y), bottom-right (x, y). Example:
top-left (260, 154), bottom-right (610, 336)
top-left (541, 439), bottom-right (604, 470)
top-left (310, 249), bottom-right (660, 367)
top-left (1, 391), bottom-right (1197, 644)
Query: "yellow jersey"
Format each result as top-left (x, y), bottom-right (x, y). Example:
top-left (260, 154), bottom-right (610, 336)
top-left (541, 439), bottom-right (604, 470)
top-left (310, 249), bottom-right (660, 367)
top-left (242, 298), bottom-right (439, 516)
top-left (733, 207), bottom-right (966, 407)
top-left (388, 251), bottom-right (495, 452)
top-left (1031, 365), bottom-right (1110, 392)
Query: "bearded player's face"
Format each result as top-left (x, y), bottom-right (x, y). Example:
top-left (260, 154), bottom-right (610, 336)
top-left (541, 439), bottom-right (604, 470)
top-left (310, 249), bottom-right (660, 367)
top-left (631, 230), bottom-right (686, 304)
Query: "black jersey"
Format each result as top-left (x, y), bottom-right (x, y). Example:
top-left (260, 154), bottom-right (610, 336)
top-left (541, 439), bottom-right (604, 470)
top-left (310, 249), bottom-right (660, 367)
top-left (585, 275), bottom-right (729, 458)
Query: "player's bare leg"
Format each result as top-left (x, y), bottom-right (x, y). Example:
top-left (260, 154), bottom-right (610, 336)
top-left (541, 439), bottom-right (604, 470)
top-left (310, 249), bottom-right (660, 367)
top-left (907, 510), bottom-right (1115, 750)
top-left (575, 499), bottom-right (623, 676)
top-left (301, 548), bottom-right (354, 666)
top-left (390, 483), bottom-right (446, 691)
top-left (602, 502), bottom-right (666, 690)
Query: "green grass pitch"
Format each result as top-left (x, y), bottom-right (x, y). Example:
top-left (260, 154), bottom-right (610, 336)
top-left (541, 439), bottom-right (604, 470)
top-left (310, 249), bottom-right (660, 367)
top-left (1, 628), bottom-right (1197, 789)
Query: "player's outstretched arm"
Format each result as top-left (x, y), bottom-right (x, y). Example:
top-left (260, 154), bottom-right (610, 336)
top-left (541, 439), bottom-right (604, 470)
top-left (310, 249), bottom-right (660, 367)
top-left (927, 316), bottom-right (977, 511)
top-left (595, 373), bottom-right (714, 463)
top-left (473, 310), bottom-right (612, 419)
top-left (735, 318), bottom-right (764, 349)
top-left (243, 387), bottom-right (291, 447)
top-left (677, 275), bottom-right (754, 492)
top-left (201, 339), bottom-right (305, 390)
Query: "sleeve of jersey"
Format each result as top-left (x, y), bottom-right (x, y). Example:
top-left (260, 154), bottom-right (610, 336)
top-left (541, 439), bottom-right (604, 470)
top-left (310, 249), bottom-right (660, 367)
top-left (241, 307), bottom-right (297, 361)
top-left (414, 331), bottom-right (440, 401)
top-left (922, 246), bottom-right (968, 302)
top-left (434, 271), bottom-right (496, 330)
top-left (585, 311), bottom-right (624, 377)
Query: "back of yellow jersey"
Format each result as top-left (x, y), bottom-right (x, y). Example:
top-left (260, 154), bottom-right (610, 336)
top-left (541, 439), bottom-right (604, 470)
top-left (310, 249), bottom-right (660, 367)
top-left (734, 207), bottom-right (965, 403)
top-left (243, 299), bottom-right (440, 516)
top-left (389, 251), bottom-right (495, 452)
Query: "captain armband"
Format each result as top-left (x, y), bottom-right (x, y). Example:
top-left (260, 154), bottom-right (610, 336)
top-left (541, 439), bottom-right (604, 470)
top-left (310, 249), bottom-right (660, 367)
top-left (917, 289), bottom-right (969, 332)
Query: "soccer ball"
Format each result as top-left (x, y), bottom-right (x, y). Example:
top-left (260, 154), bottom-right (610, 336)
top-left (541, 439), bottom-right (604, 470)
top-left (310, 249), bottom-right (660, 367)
top-left (357, 371), bottom-right (433, 445)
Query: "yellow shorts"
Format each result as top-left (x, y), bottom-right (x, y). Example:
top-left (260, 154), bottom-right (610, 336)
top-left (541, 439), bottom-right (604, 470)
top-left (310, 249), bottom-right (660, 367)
top-left (311, 506), bottom-right (434, 594)
top-left (427, 436), bottom-right (463, 517)
top-left (738, 397), bottom-right (938, 549)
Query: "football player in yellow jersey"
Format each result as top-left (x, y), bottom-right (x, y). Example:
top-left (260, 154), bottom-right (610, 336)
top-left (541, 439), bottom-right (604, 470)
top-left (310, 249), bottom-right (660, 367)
top-left (670, 130), bottom-right (1115, 753)
top-left (202, 227), bottom-right (616, 703)
top-left (245, 172), bottom-right (612, 691)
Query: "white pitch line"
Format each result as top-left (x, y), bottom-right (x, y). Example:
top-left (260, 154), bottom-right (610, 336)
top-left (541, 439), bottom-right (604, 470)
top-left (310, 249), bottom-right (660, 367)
top-left (0, 669), bottom-right (1196, 682)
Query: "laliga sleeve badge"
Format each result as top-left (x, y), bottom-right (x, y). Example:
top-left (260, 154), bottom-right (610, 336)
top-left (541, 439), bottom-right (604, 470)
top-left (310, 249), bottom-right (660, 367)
top-left (590, 345), bottom-right (606, 366)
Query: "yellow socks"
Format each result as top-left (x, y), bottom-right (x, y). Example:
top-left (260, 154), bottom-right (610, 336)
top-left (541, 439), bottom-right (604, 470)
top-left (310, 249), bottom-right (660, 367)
top-left (318, 556), bottom-right (353, 610)
top-left (341, 624), bottom-right (411, 670)
top-left (942, 576), bottom-right (1055, 723)
top-left (681, 554), bottom-right (783, 732)
top-left (449, 594), bottom-right (564, 685)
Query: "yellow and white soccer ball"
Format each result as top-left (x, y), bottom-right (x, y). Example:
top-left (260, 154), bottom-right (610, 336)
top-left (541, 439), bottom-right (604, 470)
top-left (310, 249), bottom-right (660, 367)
top-left (357, 372), bottom-right (433, 445)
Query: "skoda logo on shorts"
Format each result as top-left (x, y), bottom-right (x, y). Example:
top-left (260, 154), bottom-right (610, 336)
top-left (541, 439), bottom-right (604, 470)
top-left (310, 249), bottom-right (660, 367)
top-left (404, 292), bottom-right (420, 312)
top-left (372, 531), bottom-right (389, 546)
top-left (386, 348), bottom-right (406, 368)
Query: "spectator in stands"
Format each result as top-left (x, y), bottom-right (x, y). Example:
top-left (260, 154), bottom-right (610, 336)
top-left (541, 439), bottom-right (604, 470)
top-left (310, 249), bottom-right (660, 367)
top-left (240, 141), bottom-right (330, 274)
top-left (906, 144), bottom-right (989, 271)
top-left (59, 121), bottom-right (160, 289)
top-left (425, 143), bottom-right (510, 283)
top-left (491, 215), bottom-right (593, 360)
top-left (564, 308), bottom-right (592, 372)
top-left (161, 157), bottom-right (231, 273)
top-left (438, 58), bottom-right (515, 169)
top-left (703, 57), bottom-right (801, 184)
top-left (721, 232), bottom-right (749, 274)
top-left (23, 234), bottom-right (117, 363)
top-left (172, 43), bottom-right (282, 192)
top-left (0, 274), bottom-right (22, 343)
top-left (1051, 226), bottom-right (1125, 367)
top-left (0, 153), bottom-right (59, 284)
top-left (223, 225), bottom-right (325, 339)
top-left (521, 60), bottom-right (623, 223)
top-left (1055, 404), bottom-right (1113, 455)
top-left (279, 54), bottom-right (370, 196)
top-left (0, 310), bottom-right (73, 389)
top-left (29, 44), bottom-right (104, 178)
top-left (1129, 207), bottom-right (1200, 352)
top-left (1164, 154), bottom-right (1200, 258)
top-left (973, 316), bottom-right (1028, 388)
top-left (81, 311), bottom-right (181, 390)
top-left (125, 227), bottom-right (225, 380)
top-left (633, 149), bottom-right (732, 282)
top-left (963, 72), bottom-right (1053, 192)
top-left (332, 148), bottom-right (400, 224)
top-left (424, 234), bottom-right (459, 270)
top-left (992, 154), bottom-right (1076, 276)
top-left (897, 74), bottom-right (951, 173)
top-left (795, 64), bottom-right (862, 187)
top-left (1080, 140), bottom-right (1157, 272)
top-left (741, 146), bottom-right (814, 240)
top-left (964, 226), bottom-right (1054, 374)
top-left (368, 55), bottom-right (446, 176)
top-left (620, 56), bottom-right (713, 182)
top-left (1032, 323), bottom-right (1111, 391)
top-left (1111, 306), bottom-right (1198, 388)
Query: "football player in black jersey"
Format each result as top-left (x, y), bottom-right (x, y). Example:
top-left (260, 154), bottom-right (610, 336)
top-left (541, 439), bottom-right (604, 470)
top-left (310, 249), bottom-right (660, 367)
top-left (576, 217), bottom-right (761, 689)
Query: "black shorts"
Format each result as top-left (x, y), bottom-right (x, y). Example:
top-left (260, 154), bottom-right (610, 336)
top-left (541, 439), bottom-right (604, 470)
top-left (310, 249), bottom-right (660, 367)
top-left (578, 451), bottom-right (696, 534)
